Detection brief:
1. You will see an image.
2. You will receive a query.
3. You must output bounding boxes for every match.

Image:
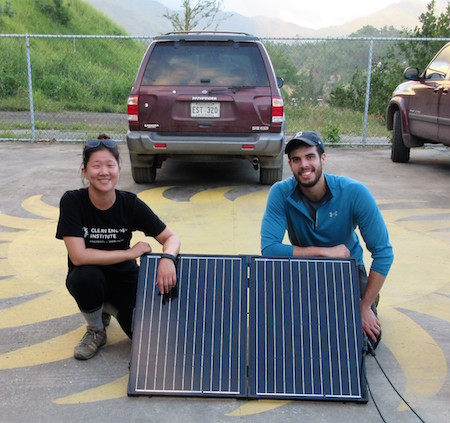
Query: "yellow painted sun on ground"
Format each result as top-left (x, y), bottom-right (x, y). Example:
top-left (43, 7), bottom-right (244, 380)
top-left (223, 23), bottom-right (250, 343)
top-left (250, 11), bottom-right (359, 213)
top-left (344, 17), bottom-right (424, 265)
top-left (0, 188), bottom-right (448, 414)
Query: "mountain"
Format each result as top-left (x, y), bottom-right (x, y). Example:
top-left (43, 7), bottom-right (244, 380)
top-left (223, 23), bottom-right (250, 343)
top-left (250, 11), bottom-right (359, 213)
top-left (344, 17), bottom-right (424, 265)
top-left (84, 0), bottom-right (448, 37)
top-left (84, 0), bottom-right (170, 35)
top-left (315, 0), bottom-right (448, 36)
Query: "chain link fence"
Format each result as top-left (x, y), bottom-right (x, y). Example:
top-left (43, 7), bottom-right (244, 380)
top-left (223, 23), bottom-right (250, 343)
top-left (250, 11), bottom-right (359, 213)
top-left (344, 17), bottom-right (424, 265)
top-left (0, 34), bottom-right (449, 146)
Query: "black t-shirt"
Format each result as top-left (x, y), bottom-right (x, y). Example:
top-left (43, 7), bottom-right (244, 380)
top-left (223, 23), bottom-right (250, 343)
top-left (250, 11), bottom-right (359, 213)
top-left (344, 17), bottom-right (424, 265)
top-left (56, 188), bottom-right (166, 273)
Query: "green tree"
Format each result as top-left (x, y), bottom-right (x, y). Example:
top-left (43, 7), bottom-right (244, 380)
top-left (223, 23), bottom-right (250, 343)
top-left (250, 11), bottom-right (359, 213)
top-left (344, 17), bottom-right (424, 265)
top-left (395, 0), bottom-right (450, 71)
top-left (265, 42), bottom-right (327, 105)
top-left (329, 0), bottom-right (450, 117)
top-left (370, 0), bottom-right (450, 117)
top-left (264, 42), bottom-right (301, 87)
top-left (163, 0), bottom-right (231, 31)
top-left (329, 67), bottom-right (366, 110)
top-left (350, 25), bottom-right (400, 37)
top-left (289, 68), bottom-right (323, 104)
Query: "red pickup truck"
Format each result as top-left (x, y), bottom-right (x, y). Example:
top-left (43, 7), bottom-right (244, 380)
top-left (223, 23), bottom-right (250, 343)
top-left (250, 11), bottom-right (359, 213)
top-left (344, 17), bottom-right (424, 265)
top-left (386, 42), bottom-right (450, 162)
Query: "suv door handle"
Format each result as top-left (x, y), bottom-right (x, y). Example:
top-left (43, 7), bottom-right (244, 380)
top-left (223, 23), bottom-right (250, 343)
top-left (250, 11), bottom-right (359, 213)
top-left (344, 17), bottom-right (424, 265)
top-left (442, 88), bottom-right (449, 95)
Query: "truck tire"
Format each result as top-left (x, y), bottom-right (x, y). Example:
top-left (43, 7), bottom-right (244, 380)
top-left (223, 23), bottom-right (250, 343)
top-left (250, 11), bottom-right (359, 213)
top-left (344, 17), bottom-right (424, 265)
top-left (391, 110), bottom-right (410, 163)
top-left (131, 164), bottom-right (157, 183)
top-left (260, 152), bottom-right (283, 185)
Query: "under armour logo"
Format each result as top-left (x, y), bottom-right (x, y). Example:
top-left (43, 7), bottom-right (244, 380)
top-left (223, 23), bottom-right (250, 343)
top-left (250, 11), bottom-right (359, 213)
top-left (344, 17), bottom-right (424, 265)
top-left (329, 211), bottom-right (338, 218)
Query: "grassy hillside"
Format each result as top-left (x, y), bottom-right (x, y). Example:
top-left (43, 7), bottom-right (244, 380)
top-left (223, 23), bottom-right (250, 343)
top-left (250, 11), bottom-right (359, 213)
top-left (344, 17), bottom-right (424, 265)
top-left (0, 0), bottom-right (127, 36)
top-left (0, 0), bottom-right (146, 113)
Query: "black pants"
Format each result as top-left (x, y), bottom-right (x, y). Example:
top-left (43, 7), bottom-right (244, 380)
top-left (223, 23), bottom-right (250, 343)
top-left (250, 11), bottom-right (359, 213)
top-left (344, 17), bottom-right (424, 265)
top-left (66, 265), bottom-right (139, 338)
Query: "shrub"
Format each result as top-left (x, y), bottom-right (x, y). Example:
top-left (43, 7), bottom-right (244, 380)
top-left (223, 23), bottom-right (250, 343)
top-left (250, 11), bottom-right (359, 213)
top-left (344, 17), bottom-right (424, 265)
top-left (35, 0), bottom-right (70, 25)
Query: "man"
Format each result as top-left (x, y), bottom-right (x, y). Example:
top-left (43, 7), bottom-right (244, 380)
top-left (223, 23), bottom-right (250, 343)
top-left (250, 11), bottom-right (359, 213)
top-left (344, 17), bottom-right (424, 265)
top-left (261, 131), bottom-right (393, 349)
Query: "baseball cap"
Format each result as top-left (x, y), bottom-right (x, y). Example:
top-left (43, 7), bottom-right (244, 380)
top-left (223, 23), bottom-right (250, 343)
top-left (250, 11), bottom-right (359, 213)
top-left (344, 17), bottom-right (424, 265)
top-left (284, 131), bottom-right (325, 155)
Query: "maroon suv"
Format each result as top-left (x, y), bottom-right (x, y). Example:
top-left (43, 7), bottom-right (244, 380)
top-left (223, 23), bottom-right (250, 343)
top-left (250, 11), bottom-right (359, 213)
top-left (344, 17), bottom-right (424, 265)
top-left (386, 41), bottom-right (450, 162)
top-left (126, 32), bottom-right (285, 184)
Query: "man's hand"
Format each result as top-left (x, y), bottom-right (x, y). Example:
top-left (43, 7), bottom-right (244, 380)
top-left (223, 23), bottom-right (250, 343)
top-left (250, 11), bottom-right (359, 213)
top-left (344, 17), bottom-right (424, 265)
top-left (293, 243), bottom-right (350, 258)
top-left (361, 270), bottom-right (385, 343)
top-left (361, 302), bottom-right (381, 343)
top-left (326, 244), bottom-right (350, 258)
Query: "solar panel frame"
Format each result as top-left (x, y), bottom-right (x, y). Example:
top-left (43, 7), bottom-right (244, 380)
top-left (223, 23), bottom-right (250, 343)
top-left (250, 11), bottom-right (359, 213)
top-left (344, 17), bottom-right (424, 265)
top-left (128, 254), bottom-right (248, 398)
top-left (248, 256), bottom-right (368, 402)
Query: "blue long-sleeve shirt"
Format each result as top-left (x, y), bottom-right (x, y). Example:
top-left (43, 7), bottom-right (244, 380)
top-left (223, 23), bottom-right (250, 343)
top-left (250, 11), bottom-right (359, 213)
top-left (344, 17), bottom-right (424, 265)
top-left (261, 174), bottom-right (393, 277)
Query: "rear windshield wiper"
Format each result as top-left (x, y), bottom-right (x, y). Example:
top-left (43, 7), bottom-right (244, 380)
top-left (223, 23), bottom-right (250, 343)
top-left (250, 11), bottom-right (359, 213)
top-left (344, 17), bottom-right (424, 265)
top-left (208, 86), bottom-right (254, 94)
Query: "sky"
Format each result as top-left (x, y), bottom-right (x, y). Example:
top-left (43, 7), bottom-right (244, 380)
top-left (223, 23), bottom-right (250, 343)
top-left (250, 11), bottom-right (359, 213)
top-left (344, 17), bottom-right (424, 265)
top-left (163, 0), bottom-right (429, 29)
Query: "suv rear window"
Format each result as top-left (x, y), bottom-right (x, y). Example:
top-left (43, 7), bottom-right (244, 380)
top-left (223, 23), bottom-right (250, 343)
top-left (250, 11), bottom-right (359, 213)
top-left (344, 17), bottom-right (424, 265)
top-left (141, 41), bottom-right (270, 87)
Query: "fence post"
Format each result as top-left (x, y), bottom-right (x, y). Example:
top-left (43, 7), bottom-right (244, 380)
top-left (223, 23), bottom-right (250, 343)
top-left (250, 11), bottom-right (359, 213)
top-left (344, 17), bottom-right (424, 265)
top-left (25, 35), bottom-right (36, 142)
top-left (362, 39), bottom-right (374, 147)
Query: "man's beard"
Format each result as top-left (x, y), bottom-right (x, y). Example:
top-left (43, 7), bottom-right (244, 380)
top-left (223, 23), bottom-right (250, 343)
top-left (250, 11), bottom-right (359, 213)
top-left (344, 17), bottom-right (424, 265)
top-left (295, 165), bottom-right (323, 189)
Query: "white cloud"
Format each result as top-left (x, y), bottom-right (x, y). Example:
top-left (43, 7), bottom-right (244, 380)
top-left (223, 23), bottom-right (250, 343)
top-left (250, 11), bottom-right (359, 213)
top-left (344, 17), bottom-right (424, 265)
top-left (161, 0), bottom-right (430, 29)
top-left (224, 0), bottom-right (400, 28)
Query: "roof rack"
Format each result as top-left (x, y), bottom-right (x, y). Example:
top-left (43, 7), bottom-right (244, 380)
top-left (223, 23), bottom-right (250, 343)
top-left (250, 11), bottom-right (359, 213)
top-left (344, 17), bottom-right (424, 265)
top-left (154, 31), bottom-right (259, 42)
top-left (164, 30), bottom-right (253, 36)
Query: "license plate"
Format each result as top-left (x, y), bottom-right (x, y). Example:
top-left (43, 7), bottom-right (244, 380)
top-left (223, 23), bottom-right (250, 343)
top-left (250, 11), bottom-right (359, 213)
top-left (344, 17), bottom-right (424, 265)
top-left (190, 102), bottom-right (220, 118)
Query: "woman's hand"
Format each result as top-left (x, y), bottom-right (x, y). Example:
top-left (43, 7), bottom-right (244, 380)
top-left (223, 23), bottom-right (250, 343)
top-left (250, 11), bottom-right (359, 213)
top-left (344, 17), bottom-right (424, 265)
top-left (156, 258), bottom-right (177, 294)
top-left (154, 227), bottom-right (180, 294)
top-left (129, 241), bottom-right (152, 259)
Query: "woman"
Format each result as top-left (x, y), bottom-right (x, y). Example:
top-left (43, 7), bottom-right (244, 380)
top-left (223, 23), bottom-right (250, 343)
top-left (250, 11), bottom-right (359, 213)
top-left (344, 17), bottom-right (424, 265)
top-left (56, 136), bottom-right (180, 360)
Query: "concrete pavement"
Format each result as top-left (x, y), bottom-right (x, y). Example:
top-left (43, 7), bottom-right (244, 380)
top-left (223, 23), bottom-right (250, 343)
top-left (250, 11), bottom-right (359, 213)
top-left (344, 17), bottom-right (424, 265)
top-left (0, 141), bottom-right (449, 422)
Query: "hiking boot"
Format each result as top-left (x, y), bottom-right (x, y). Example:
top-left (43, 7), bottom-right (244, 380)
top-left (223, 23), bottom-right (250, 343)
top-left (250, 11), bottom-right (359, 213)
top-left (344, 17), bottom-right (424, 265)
top-left (74, 326), bottom-right (107, 360)
top-left (102, 312), bottom-right (111, 327)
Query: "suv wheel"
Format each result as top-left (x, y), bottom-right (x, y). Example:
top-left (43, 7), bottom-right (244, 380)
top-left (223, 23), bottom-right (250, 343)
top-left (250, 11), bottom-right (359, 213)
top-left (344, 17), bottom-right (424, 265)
top-left (259, 152), bottom-right (283, 185)
top-left (131, 164), bottom-right (157, 183)
top-left (391, 110), bottom-right (410, 163)
top-left (260, 167), bottom-right (282, 185)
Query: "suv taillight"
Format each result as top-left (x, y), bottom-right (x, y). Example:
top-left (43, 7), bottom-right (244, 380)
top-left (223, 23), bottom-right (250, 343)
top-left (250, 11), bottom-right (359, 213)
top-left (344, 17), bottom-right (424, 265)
top-left (127, 95), bottom-right (138, 122)
top-left (272, 96), bottom-right (284, 124)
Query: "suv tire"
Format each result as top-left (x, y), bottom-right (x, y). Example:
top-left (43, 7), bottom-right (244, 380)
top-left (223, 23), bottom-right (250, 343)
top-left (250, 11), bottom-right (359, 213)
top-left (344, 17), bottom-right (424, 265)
top-left (131, 164), bottom-right (157, 183)
top-left (260, 166), bottom-right (282, 185)
top-left (391, 110), bottom-right (410, 163)
top-left (260, 152), bottom-right (283, 185)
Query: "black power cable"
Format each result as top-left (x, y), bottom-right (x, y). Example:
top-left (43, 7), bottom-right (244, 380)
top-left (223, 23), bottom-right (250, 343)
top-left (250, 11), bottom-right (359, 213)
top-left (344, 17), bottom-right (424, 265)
top-left (366, 377), bottom-right (387, 423)
top-left (366, 339), bottom-right (426, 423)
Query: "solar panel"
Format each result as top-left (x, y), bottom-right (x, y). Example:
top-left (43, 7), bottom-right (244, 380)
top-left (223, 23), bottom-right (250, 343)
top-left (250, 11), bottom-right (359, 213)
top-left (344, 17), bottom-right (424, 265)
top-left (128, 254), bottom-right (367, 402)
top-left (248, 257), bottom-right (367, 402)
top-left (128, 254), bottom-right (248, 397)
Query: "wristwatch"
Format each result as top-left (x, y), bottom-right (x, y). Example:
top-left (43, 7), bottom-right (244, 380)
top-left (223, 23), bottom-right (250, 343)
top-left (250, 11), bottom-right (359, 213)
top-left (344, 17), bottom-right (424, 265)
top-left (160, 253), bottom-right (178, 265)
